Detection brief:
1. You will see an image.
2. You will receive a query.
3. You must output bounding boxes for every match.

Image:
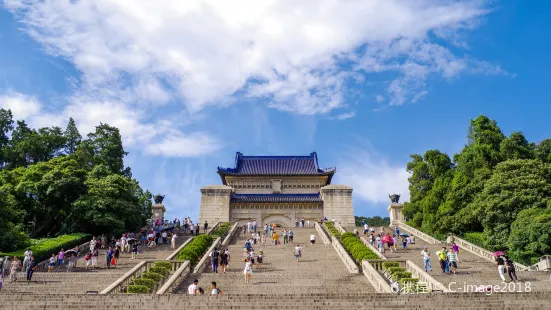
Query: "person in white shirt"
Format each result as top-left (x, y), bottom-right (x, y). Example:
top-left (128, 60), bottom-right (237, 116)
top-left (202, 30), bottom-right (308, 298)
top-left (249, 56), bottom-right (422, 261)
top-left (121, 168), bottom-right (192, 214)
top-left (188, 279), bottom-right (199, 295)
top-left (161, 231), bottom-right (167, 244)
top-left (23, 249), bottom-right (32, 272)
top-left (310, 234), bottom-right (316, 245)
top-left (171, 234), bottom-right (178, 249)
top-left (211, 281), bottom-right (222, 294)
top-left (294, 245), bottom-right (303, 262)
top-left (364, 224), bottom-right (369, 235)
top-left (306, 220), bottom-right (310, 227)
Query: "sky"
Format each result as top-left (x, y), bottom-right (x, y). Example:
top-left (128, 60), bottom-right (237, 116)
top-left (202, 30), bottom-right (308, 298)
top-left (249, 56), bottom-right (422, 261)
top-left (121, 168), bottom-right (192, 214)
top-left (1, 0), bottom-right (550, 220)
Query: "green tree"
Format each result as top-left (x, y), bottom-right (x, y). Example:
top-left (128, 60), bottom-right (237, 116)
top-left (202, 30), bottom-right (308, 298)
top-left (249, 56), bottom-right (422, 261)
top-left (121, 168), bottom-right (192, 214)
top-left (508, 206), bottom-right (551, 265)
top-left (64, 117), bottom-right (82, 154)
top-left (535, 139), bottom-right (551, 163)
top-left (86, 123), bottom-right (128, 174)
top-left (500, 132), bottom-right (535, 160)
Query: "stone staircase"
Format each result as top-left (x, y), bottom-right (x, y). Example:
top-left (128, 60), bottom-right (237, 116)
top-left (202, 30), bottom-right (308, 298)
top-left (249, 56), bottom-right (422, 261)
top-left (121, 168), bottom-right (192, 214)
top-left (176, 227), bottom-right (374, 294)
top-left (363, 226), bottom-right (551, 292)
top-left (1, 231), bottom-right (191, 294)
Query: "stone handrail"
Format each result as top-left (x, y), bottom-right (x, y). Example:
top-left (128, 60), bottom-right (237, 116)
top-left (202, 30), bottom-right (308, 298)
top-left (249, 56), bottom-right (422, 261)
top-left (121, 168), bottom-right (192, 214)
top-left (396, 221), bottom-right (442, 245)
top-left (451, 235), bottom-right (530, 271)
top-left (192, 237), bottom-right (222, 274)
top-left (206, 222), bottom-right (221, 235)
top-left (156, 261), bottom-right (191, 295)
top-left (405, 260), bottom-right (450, 292)
top-left (100, 260), bottom-right (150, 294)
top-left (333, 221), bottom-right (347, 234)
top-left (315, 222), bottom-right (331, 245)
top-left (165, 237), bottom-right (194, 260)
top-left (362, 260), bottom-right (392, 293)
top-left (222, 222), bottom-right (239, 246)
top-left (331, 236), bottom-right (359, 273)
top-left (35, 239), bottom-right (92, 271)
top-left (360, 237), bottom-right (386, 260)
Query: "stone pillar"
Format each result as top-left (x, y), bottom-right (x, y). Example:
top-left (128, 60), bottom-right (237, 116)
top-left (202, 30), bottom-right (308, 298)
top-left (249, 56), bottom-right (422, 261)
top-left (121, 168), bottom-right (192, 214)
top-left (152, 203), bottom-right (166, 221)
top-left (320, 184), bottom-right (355, 228)
top-left (388, 203), bottom-right (405, 226)
top-left (198, 185), bottom-right (232, 225)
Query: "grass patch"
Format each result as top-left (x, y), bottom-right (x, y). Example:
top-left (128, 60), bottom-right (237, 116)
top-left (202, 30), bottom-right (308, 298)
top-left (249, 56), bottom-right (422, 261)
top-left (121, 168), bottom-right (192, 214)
top-left (0, 233), bottom-right (90, 262)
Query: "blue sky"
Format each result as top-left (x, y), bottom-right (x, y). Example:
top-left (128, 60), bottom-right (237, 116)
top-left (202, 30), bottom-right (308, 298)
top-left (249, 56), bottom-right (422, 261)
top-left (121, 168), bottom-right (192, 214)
top-left (1, 0), bottom-right (550, 220)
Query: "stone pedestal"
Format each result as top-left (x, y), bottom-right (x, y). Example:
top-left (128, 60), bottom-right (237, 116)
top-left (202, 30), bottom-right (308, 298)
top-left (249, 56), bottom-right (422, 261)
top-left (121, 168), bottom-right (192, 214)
top-left (320, 184), bottom-right (355, 228)
top-left (152, 203), bottom-right (166, 221)
top-left (198, 185), bottom-right (232, 225)
top-left (388, 203), bottom-right (404, 226)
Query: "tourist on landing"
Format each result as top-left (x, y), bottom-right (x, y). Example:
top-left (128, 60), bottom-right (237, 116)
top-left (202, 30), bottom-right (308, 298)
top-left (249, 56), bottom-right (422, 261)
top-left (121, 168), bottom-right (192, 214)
top-left (57, 248), bottom-right (65, 266)
top-left (90, 236), bottom-right (96, 253)
top-left (447, 249), bottom-right (458, 275)
top-left (364, 224), bottom-right (369, 235)
top-left (190, 223), bottom-right (195, 236)
top-left (204, 221), bottom-right (209, 233)
top-left (294, 244), bottom-right (303, 262)
top-left (392, 234), bottom-right (398, 252)
top-left (395, 226), bottom-right (399, 236)
top-left (505, 256), bottom-right (518, 282)
top-left (106, 247), bottom-right (114, 269)
top-left (253, 220), bottom-right (257, 233)
top-left (264, 224), bottom-right (268, 236)
top-left (377, 239), bottom-right (384, 254)
top-left (114, 245), bottom-right (120, 265)
top-left (220, 250), bottom-right (229, 273)
top-left (161, 231), bottom-right (168, 245)
top-left (421, 246), bottom-right (432, 272)
top-left (243, 258), bottom-right (252, 284)
top-left (301, 218), bottom-right (305, 227)
top-left (283, 230), bottom-right (288, 245)
top-left (307, 220), bottom-right (310, 227)
top-left (257, 250), bottom-right (263, 270)
top-left (496, 255), bottom-right (506, 281)
top-left (289, 229), bottom-right (294, 243)
top-left (26, 256), bottom-right (37, 282)
top-left (272, 232), bottom-right (279, 246)
top-left (171, 233), bottom-right (178, 249)
top-left (188, 279), bottom-right (199, 295)
top-left (22, 248), bottom-right (32, 272)
top-left (211, 281), bottom-right (222, 294)
top-left (247, 221), bottom-right (252, 233)
top-left (67, 254), bottom-right (75, 272)
top-left (436, 247), bottom-right (448, 274)
top-left (401, 235), bottom-right (408, 250)
top-left (210, 248), bottom-right (220, 273)
top-left (48, 254), bottom-right (55, 272)
top-left (451, 242), bottom-right (460, 262)
top-left (9, 257), bottom-right (20, 282)
top-left (370, 227), bottom-right (375, 234)
top-left (310, 234), bottom-right (316, 245)
top-left (380, 227), bottom-right (385, 234)
top-left (92, 248), bottom-right (99, 268)
top-left (295, 219), bottom-right (299, 227)
top-left (132, 243), bottom-right (138, 259)
top-left (84, 251), bottom-right (92, 269)
top-left (225, 248), bottom-right (231, 267)
top-left (249, 249), bottom-right (255, 264)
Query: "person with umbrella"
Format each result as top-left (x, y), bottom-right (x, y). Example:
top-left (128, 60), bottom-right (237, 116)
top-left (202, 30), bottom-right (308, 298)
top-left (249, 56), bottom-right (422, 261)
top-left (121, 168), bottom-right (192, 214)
top-left (64, 249), bottom-right (78, 272)
top-left (493, 252), bottom-right (506, 281)
top-left (400, 233), bottom-right (409, 250)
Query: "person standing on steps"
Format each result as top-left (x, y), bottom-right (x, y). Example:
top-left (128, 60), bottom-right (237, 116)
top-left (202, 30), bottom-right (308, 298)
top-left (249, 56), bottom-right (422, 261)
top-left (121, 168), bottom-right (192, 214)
top-left (310, 233), bottom-right (316, 245)
top-left (220, 250), bottom-right (229, 273)
top-left (92, 248), bottom-right (99, 268)
top-left (57, 248), bottom-right (64, 267)
top-left (451, 242), bottom-right (460, 262)
top-left (171, 233), bottom-right (177, 250)
top-left (243, 257), bottom-right (252, 284)
top-left (26, 256), bottom-right (37, 282)
top-left (294, 244), bottom-right (303, 262)
top-left (421, 246), bottom-right (432, 272)
top-left (447, 248), bottom-right (458, 275)
top-left (211, 281), bottom-right (222, 294)
top-left (505, 256), bottom-right (518, 282)
top-left (272, 231), bottom-right (279, 246)
top-left (195, 224), bottom-right (200, 236)
top-left (437, 247), bottom-right (448, 274)
top-left (131, 243), bottom-right (138, 260)
top-left (106, 247), bottom-right (113, 269)
top-left (9, 257), bottom-right (20, 283)
top-left (188, 279), bottom-right (199, 295)
top-left (204, 221), bottom-right (208, 233)
top-left (210, 248), bottom-right (220, 273)
top-left (257, 250), bottom-right (263, 270)
top-left (22, 248), bottom-right (32, 273)
top-left (289, 229), bottom-right (294, 243)
top-left (283, 229), bottom-right (288, 245)
top-left (48, 254), bottom-right (55, 272)
top-left (496, 255), bottom-right (506, 282)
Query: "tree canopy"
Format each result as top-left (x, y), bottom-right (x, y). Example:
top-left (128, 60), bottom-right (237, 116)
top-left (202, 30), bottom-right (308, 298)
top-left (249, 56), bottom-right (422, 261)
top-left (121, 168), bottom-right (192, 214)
top-left (0, 109), bottom-right (151, 252)
top-left (403, 115), bottom-right (551, 264)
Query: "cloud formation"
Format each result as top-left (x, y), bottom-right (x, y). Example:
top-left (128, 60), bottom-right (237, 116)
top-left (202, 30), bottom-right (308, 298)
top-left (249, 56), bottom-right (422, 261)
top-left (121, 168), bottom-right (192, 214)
top-left (4, 0), bottom-right (504, 115)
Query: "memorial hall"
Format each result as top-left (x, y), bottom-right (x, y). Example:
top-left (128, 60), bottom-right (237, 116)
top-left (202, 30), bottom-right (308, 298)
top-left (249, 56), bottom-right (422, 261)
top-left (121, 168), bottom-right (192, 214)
top-left (198, 152), bottom-right (355, 227)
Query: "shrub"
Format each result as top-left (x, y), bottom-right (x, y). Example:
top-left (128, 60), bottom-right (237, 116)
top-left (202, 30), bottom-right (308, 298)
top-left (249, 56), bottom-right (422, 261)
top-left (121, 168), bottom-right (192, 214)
top-left (337, 233), bottom-right (379, 263)
top-left (211, 222), bottom-right (232, 239)
top-left (132, 278), bottom-right (155, 289)
top-left (127, 285), bottom-right (149, 294)
top-left (398, 278), bottom-right (419, 286)
top-left (341, 232), bottom-right (356, 239)
top-left (154, 261), bottom-right (172, 271)
top-left (391, 271), bottom-right (412, 281)
top-left (323, 222), bottom-right (340, 238)
top-left (149, 266), bottom-right (169, 277)
top-left (0, 233), bottom-right (90, 262)
top-left (176, 234), bottom-right (213, 265)
top-left (142, 272), bottom-right (163, 282)
top-left (382, 261), bottom-right (400, 270)
top-left (386, 267), bottom-right (406, 275)
top-left (462, 232), bottom-right (486, 249)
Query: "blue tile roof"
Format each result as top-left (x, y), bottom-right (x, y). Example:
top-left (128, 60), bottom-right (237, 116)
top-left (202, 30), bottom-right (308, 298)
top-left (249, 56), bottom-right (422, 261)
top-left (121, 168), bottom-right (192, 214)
top-left (231, 194), bottom-right (322, 203)
top-left (218, 152), bottom-right (336, 184)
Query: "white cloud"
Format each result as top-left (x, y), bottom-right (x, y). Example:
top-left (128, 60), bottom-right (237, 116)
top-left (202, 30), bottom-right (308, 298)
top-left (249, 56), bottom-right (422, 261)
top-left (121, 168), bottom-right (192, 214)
top-left (145, 132), bottom-right (222, 157)
top-left (0, 92), bottom-right (41, 120)
top-left (338, 146), bottom-right (410, 206)
top-left (4, 0), bottom-right (503, 114)
top-left (375, 95), bottom-right (385, 103)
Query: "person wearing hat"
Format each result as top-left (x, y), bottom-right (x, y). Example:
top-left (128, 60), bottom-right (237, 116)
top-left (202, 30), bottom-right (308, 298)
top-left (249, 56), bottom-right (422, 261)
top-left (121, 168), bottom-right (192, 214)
top-left (421, 246), bottom-right (432, 272)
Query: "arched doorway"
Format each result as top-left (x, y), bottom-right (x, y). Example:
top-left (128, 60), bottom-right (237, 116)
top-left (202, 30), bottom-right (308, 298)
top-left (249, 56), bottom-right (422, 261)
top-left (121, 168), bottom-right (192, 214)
top-left (262, 214), bottom-right (292, 227)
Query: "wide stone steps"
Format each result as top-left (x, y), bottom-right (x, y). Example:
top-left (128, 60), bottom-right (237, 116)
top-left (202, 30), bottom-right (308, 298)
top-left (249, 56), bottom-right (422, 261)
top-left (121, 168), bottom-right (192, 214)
top-left (176, 227), bottom-right (374, 294)
top-left (363, 226), bottom-right (551, 291)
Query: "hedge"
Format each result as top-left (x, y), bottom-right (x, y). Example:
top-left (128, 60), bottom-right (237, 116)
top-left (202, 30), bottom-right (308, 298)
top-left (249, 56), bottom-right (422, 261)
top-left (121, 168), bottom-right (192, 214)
top-left (340, 235), bottom-right (380, 261)
top-left (142, 272), bottom-right (163, 282)
top-left (0, 233), bottom-right (91, 262)
top-left (323, 222), bottom-right (341, 238)
top-left (132, 278), bottom-right (155, 289)
top-left (386, 267), bottom-right (406, 275)
top-left (154, 261), bottom-right (172, 271)
top-left (149, 266), bottom-right (169, 277)
top-left (382, 261), bottom-right (400, 270)
top-left (127, 285), bottom-right (149, 294)
top-left (211, 222), bottom-right (232, 239)
top-left (176, 234), bottom-right (213, 266)
top-left (398, 278), bottom-right (419, 286)
top-left (391, 271), bottom-right (412, 281)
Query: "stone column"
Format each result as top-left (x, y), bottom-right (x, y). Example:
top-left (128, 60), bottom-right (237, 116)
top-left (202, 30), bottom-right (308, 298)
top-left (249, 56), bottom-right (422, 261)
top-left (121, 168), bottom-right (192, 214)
top-left (151, 203), bottom-right (166, 221)
top-left (388, 203), bottom-right (405, 226)
top-left (198, 185), bottom-right (233, 225)
top-left (320, 184), bottom-right (355, 228)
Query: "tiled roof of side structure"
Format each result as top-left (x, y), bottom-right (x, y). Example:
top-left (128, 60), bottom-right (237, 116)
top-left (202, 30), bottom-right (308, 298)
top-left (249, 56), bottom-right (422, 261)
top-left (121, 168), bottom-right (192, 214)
top-left (230, 194), bottom-right (323, 203)
top-left (217, 152), bottom-right (336, 179)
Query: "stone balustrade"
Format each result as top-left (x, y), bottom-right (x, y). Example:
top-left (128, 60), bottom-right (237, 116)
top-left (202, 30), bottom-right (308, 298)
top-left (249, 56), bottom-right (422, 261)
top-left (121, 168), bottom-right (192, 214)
top-left (206, 222), bottom-right (221, 235)
top-left (331, 236), bottom-right (359, 273)
top-left (192, 237), bottom-right (222, 274)
top-left (165, 237), bottom-right (194, 260)
top-left (360, 237), bottom-right (386, 260)
top-left (315, 222), bottom-right (331, 245)
top-left (396, 221), bottom-right (442, 245)
top-left (405, 260), bottom-right (450, 292)
top-left (333, 221), bottom-right (347, 234)
top-left (156, 261), bottom-right (191, 294)
top-left (222, 222), bottom-right (239, 246)
top-left (361, 260), bottom-right (392, 293)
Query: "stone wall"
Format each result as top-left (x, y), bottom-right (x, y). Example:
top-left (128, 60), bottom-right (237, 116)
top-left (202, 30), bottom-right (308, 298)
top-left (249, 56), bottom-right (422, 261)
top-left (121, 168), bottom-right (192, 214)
top-left (198, 185), bottom-right (232, 225)
top-left (320, 184), bottom-right (355, 227)
top-left (227, 176), bottom-right (327, 195)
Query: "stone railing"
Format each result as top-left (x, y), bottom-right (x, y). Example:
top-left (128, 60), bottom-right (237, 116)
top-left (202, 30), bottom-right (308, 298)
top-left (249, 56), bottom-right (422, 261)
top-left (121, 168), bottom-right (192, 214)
top-left (360, 237), bottom-right (386, 260)
top-left (362, 260), bottom-right (392, 293)
top-left (205, 222), bottom-right (221, 235)
top-left (331, 236), bottom-right (359, 273)
top-left (368, 259), bottom-right (404, 271)
top-left (405, 260), bottom-right (450, 292)
top-left (100, 260), bottom-right (152, 294)
top-left (192, 237), bottom-right (222, 274)
top-left (450, 235), bottom-right (530, 271)
top-left (222, 222), bottom-right (239, 247)
top-left (396, 221), bottom-right (442, 245)
top-left (156, 261), bottom-right (191, 294)
top-left (165, 237), bottom-right (194, 260)
top-left (315, 222), bottom-right (331, 245)
top-left (333, 221), bottom-right (347, 234)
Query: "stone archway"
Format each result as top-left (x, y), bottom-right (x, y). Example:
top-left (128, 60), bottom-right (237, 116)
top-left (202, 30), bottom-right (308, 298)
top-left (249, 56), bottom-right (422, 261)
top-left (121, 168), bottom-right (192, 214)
top-left (262, 214), bottom-right (292, 227)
